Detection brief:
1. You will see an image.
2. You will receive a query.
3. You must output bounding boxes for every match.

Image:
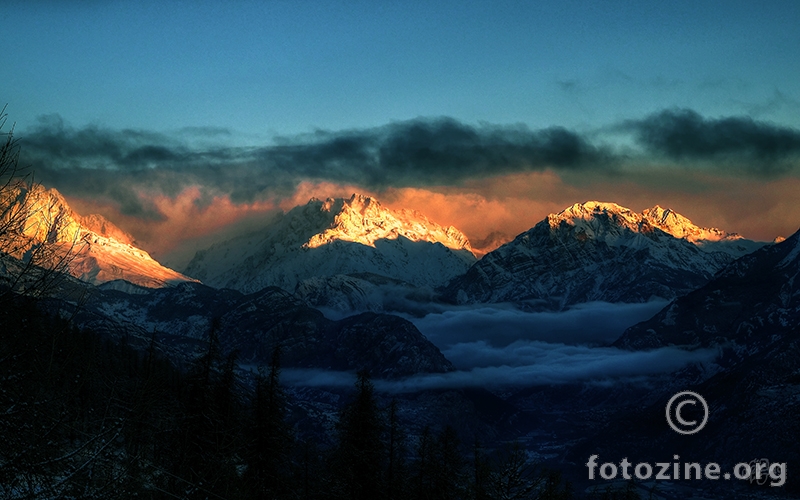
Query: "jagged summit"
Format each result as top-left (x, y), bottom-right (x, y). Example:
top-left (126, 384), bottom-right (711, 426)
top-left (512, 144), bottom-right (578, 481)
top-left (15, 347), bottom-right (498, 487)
top-left (550, 201), bottom-right (637, 224)
top-left (642, 205), bottom-right (743, 243)
top-left (304, 193), bottom-right (472, 252)
top-left (445, 200), bottom-right (766, 309)
top-left (549, 200), bottom-right (734, 239)
top-left (184, 193), bottom-right (476, 293)
top-left (545, 201), bottom-right (759, 256)
top-left (546, 201), bottom-right (645, 241)
top-left (0, 184), bottom-right (195, 288)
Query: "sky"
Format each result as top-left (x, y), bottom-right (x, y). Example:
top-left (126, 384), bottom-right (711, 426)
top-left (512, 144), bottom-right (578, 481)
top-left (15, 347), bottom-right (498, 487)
top-left (3, 0), bottom-right (800, 267)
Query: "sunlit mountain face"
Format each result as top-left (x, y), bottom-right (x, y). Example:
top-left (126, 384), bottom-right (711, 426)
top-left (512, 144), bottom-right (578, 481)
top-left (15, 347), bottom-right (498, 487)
top-left (1, 131), bottom-right (797, 496)
top-left (182, 193), bottom-right (476, 293)
top-left (0, 184), bottom-right (195, 289)
top-left (444, 200), bottom-right (765, 309)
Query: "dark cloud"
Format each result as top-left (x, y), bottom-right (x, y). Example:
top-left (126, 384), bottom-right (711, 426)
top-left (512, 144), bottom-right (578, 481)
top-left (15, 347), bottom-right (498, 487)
top-left (19, 115), bottom-right (613, 213)
top-left (17, 110), bottom-right (800, 220)
top-left (19, 115), bottom-right (263, 217)
top-left (263, 117), bottom-right (612, 188)
top-left (22, 114), bottom-right (189, 170)
top-left (626, 108), bottom-right (800, 172)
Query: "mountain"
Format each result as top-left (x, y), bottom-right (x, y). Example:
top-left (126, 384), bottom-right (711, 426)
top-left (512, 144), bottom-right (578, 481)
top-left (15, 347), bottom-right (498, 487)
top-left (641, 205), bottom-right (763, 257)
top-left (445, 201), bottom-right (764, 309)
top-left (294, 273), bottom-right (429, 317)
top-left (615, 227), bottom-right (800, 356)
top-left (184, 193), bottom-right (476, 294)
top-left (569, 229), bottom-right (800, 496)
top-left (48, 280), bottom-right (454, 378)
top-left (0, 184), bottom-right (195, 288)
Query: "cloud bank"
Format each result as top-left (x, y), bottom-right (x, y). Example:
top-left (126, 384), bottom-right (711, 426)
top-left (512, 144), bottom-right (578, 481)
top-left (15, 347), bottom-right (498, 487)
top-left (277, 301), bottom-right (718, 393)
top-left (23, 109), bottom-right (800, 196)
top-left (624, 108), bottom-right (800, 172)
top-left (409, 300), bottom-right (670, 348)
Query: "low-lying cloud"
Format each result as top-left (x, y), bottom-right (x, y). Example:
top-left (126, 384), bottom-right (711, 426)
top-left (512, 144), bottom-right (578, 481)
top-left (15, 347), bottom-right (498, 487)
top-left (279, 345), bottom-right (718, 393)
top-left (277, 300), bottom-right (719, 392)
top-left (377, 345), bottom-right (718, 392)
top-left (409, 300), bottom-right (669, 348)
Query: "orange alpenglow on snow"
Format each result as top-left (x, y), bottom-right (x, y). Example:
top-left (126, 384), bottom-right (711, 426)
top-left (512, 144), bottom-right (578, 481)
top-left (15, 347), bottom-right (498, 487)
top-left (0, 184), bottom-right (197, 288)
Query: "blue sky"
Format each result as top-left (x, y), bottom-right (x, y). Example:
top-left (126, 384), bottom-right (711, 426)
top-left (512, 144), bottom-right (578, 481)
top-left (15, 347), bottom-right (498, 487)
top-left (3, 1), bottom-right (800, 262)
top-left (5, 0), bottom-right (799, 138)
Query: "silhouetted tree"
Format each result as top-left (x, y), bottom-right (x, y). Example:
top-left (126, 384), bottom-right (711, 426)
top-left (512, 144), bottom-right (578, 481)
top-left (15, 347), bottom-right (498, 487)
top-left (470, 437), bottom-right (492, 500)
top-left (433, 425), bottom-right (466, 500)
top-left (329, 370), bottom-right (385, 500)
top-left (169, 318), bottom-right (241, 498)
top-left (244, 344), bottom-right (294, 498)
top-left (386, 398), bottom-right (409, 500)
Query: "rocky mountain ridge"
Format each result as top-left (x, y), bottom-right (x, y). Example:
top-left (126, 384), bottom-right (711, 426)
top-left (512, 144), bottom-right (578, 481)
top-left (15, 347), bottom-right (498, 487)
top-left (184, 193), bottom-right (476, 293)
top-left (615, 226), bottom-right (800, 355)
top-left (0, 184), bottom-right (194, 288)
top-left (45, 279), bottom-right (454, 378)
top-left (445, 201), bottom-right (765, 309)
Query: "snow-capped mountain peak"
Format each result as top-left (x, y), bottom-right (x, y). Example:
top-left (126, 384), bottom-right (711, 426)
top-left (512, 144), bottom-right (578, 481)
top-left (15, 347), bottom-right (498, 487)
top-left (641, 205), bottom-right (741, 243)
top-left (543, 201), bottom-right (760, 256)
top-left (549, 201), bottom-right (638, 225)
top-left (547, 201), bottom-right (645, 240)
top-left (305, 193), bottom-right (472, 252)
top-left (445, 200), bottom-right (766, 309)
top-left (184, 193), bottom-right (476, 293)
top-left (0, 184), bottom-right (195, 288)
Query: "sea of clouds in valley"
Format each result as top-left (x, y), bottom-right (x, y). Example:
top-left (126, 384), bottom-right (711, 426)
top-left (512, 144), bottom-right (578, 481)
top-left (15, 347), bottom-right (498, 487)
top-left (281, 300), bottom-right (720, 392)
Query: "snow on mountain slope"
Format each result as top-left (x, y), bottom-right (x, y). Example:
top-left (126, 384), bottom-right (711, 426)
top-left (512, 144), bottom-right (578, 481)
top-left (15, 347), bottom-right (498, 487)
top-left (615, 226), bottom-right (800, 353)
top-left (445, 201), bottom-right (765, 309)
top-left (184, 194), bottom-right (476, 293)
top-left (641, 205), bottom-right (762, 257)
top-left (0, 184), bottom-right (195, 288)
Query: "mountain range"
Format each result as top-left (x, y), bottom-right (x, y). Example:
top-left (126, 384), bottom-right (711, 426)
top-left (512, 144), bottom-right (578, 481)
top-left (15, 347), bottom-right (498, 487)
top-left (4, 187), bottom-right (769, 318)
top-left (615, 226), bottom-right (800, 359)
top-left (44, 279), bottom-right (453, 378)
top-left (4, 183), bottom-right (799, 494)
top-left (568, 227), bottom-right (800, 496)
top-left (445, 201), bottom-right (764, 310)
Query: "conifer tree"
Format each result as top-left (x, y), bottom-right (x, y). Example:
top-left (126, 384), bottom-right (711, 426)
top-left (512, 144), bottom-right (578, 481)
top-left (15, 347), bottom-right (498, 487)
top-left (330, 370), bottom-right (385, 500)
top-left (433, 425), bottom-right (465, 500)
top-left (386, 398), bottom-right (409, 500)
top-left (244, 343), bottom-right (294, 498)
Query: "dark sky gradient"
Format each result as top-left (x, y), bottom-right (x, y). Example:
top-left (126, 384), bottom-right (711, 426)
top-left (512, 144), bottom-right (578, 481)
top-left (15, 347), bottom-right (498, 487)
top-left (5, 1), bottom-right (800, 136)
